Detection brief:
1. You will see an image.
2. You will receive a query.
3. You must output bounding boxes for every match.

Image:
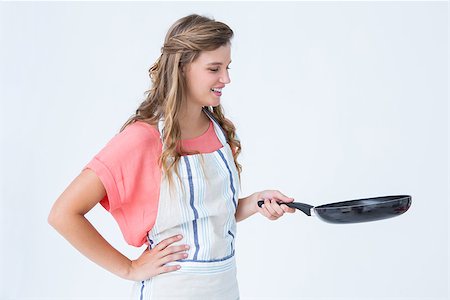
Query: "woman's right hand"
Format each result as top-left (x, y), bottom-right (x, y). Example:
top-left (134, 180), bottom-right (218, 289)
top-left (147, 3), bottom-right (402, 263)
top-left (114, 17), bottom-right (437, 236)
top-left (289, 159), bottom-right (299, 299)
top-left (127, 234), bottom-right (189, 281)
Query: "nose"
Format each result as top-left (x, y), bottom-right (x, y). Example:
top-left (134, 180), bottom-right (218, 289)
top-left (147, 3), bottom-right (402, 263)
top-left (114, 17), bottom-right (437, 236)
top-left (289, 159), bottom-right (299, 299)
top-left (219, 69), bottom-right (231, 84)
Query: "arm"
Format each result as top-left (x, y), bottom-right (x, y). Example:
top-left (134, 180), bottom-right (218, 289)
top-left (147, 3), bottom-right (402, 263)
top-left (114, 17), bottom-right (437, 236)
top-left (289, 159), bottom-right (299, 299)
top-left (48, 169), bottom-right (188, 281)
top-left (235, 193), bottom-right (258, 222)
top-left (48, 169), bottom-right (134, 279)
top-left (235, 190), bottom-right (296, 222)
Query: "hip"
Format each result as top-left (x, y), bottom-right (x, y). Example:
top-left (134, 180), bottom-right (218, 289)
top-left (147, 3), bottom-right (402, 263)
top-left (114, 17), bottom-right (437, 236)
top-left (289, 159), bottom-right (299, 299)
top-left (131, 255), bottom-right (239, 300)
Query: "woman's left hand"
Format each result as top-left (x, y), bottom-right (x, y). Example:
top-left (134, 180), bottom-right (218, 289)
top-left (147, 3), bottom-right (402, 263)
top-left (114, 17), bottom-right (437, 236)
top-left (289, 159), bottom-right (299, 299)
top-left (254, 190), bottom-right (296, 220)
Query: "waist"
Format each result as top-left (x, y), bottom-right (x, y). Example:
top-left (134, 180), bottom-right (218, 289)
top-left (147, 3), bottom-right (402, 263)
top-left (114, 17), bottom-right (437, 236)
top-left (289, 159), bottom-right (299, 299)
top-left (134, 254), bottom-right (239, 299)
top-left (165, 252), bottom-right (236, 274)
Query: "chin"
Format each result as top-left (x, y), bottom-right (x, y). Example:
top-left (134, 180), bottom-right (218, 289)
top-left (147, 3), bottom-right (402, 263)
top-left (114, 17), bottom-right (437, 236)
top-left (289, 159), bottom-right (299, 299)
top-left (205, 99), bottom-right (221, 108)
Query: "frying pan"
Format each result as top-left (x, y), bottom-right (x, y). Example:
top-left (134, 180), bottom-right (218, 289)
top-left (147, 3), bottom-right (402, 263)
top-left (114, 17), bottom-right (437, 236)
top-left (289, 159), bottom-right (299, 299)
top-left (257, 195), bottom-right (411, 224)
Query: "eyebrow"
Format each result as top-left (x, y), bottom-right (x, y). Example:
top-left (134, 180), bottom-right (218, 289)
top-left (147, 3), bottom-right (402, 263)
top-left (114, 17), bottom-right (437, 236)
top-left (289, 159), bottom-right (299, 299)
top-left (207, 60), bottom-right (232, 66)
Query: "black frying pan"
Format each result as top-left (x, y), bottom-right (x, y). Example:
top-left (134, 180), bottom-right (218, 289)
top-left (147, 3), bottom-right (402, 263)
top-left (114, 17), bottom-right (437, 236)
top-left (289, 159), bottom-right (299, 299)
top-left (257, 195), bottom-right (412, 224)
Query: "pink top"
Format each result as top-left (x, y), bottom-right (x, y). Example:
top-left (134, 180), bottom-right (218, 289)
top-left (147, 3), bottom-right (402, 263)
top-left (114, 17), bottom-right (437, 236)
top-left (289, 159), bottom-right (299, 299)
top-left (83, 119), bottom-right (223, 247)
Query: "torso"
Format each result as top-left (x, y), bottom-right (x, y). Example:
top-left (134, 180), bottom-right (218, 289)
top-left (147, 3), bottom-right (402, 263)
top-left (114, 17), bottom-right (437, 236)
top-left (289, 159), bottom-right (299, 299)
top-left (132, 108), bottom-right (240, 299)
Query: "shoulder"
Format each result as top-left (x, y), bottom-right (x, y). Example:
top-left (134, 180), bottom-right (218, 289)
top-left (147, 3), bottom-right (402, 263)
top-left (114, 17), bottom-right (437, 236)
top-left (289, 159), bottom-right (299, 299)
top-left (97, 121), bottom-right (161, 160)
top-left (121, 120), bottom-right (160, 144)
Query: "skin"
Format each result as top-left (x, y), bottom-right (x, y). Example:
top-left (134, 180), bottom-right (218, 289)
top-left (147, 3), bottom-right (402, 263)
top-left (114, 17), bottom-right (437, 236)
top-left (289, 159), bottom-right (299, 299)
top-left (48, 43), bottom-right (295, 282)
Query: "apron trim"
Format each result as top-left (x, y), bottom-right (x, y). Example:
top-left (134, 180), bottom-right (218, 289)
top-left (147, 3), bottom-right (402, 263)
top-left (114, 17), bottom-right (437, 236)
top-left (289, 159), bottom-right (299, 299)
top-left (167, 253), bottom-right (236, 274)
top-left (183, 155), bottom-right (200, 260)
top-left (217, 149), bottom-right (237, 208)
top-left (139, 280), bottom-right (145, 300)
top-left (178, 250), bottom-right (235, 263)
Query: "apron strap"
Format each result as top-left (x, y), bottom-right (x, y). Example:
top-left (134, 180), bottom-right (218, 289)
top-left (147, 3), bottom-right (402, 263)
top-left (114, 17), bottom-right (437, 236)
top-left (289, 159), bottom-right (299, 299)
top-left (157, 118), bottom-right (165, 140)
top-left (202, 106), bottom-right (228, 146)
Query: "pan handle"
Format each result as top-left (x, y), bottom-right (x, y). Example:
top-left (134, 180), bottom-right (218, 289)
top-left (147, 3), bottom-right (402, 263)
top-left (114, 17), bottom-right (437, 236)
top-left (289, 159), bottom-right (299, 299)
top-left (257, 200), bottom-right (314, 216)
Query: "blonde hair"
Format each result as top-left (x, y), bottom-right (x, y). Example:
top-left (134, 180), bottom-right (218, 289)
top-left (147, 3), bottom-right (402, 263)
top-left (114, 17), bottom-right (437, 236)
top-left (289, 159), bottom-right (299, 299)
top-left (120, 14), bottom-right (242, 189)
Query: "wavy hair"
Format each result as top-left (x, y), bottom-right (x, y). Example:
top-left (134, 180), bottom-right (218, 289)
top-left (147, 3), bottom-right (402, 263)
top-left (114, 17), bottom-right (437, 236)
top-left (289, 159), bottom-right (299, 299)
top-left (120, 14), bottom-right (242, 190)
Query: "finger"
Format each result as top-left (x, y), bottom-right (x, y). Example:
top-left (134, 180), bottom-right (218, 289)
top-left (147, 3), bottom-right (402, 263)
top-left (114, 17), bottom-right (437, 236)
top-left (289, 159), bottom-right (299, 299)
top-left (269, 200), bottom-right (285, 216)
top-left (258, 204), bottom-right (274, 220)
top-left (272, 190), bottom-right (295, 203)
top-left (158, 264), bottom-right (181, 275)
top-left (158, 244), bottom-right (190, 259)
top-left (264, 202), bottom-right (282, 220)
top-left (267, 213), bottom-right (278, 221)
top-left (263, 210), bottom-right (276, 220)
top-left (258, 206), bottom-right (271, 219)
top-left (264, 199), bottom-right (278, 216)
top-left (154, 234), bottom-right (183, 252)
top-left (160, 252), bottom-right (189, 265)
top-left (259, 200), bottom-right (280, 220)
top-left (280, 204), bottom-right (296, 213)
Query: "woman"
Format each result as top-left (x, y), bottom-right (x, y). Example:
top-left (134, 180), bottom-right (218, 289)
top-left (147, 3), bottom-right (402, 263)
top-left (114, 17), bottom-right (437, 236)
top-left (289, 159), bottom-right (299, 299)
top-left (48, 14), bottom-right (295, 299)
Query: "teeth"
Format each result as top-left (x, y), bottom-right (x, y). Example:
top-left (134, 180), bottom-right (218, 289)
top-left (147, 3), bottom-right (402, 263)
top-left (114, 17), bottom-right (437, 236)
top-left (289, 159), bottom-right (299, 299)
top-left (211, 88), bottom-right (222, 93)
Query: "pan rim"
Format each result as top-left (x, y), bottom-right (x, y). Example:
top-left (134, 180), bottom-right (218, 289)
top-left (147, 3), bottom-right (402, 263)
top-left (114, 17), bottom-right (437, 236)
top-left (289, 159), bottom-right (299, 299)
top-left (314, 195), bottom-right (411, 210)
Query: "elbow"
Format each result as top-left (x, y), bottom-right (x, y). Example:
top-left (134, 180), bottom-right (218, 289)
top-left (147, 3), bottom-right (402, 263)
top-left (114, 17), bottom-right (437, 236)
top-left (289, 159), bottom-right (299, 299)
top-left (47, 206), bottom-right (59, 229)
top-left (48, 204), bottom-right (67, 230)
top-left (48, 200), bottom-right (84, 231)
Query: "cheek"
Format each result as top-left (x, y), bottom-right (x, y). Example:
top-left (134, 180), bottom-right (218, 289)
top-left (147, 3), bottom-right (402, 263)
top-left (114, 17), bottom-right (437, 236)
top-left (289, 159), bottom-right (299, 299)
top-left (185, 69), bottom-right (216, 95)
top-left (188, 73), bottom-right (206, 87)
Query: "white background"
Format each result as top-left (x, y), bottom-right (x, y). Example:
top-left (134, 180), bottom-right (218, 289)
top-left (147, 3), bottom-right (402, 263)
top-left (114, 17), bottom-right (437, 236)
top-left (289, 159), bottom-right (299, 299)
top-left (0, 1), bottom-right (448, 300)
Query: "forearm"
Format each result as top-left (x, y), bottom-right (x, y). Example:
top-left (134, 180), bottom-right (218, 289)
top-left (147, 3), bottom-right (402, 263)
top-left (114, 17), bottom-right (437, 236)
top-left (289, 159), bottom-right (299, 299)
top-left (235, 192), bottom-right (258, 222)
top-left (49, 212), bottom-right (132, 280)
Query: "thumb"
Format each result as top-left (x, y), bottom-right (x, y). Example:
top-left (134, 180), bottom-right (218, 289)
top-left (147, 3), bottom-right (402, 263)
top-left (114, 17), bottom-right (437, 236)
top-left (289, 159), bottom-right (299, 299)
top-left (273, 190), bottom-right (294, 203)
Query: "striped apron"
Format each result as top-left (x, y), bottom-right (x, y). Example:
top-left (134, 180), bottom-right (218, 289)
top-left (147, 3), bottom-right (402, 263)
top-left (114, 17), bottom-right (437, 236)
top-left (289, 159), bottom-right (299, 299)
top-left (131, 108), bottom-right (240, 300)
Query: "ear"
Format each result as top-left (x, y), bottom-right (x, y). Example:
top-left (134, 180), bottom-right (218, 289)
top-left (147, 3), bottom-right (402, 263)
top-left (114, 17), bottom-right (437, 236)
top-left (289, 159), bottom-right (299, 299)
top-left (181, 62), bottom-right (192, 76)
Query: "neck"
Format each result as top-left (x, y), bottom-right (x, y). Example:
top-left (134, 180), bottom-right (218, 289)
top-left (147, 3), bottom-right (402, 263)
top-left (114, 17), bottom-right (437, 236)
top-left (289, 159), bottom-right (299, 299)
top-left (178, 103), bottom-right (209, 138)
top-left (179, 103), bottom-right (204, 123)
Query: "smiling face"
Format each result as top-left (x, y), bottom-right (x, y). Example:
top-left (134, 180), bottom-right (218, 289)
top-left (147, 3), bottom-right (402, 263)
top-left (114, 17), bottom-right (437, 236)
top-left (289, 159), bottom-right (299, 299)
top-left (183, 43), bottom-right (232, 108)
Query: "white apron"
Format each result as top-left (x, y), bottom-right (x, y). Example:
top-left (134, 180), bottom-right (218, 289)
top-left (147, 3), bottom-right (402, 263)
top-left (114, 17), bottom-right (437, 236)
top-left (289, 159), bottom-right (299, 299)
top-left (131, 107), bottom-right (240, 300)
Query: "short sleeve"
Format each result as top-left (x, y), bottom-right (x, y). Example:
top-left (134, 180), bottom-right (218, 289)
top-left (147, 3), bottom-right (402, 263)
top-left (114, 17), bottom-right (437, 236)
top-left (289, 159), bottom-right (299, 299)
top-left (84, 156), bottom-right (120, 211)
top-left (82, 121), bottom-right (162, 247)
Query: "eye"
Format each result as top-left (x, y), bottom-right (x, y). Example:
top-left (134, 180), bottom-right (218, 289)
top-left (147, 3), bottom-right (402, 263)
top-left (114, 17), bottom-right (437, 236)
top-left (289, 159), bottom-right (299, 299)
top-left (209, 67), bottom-right (231, 72)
